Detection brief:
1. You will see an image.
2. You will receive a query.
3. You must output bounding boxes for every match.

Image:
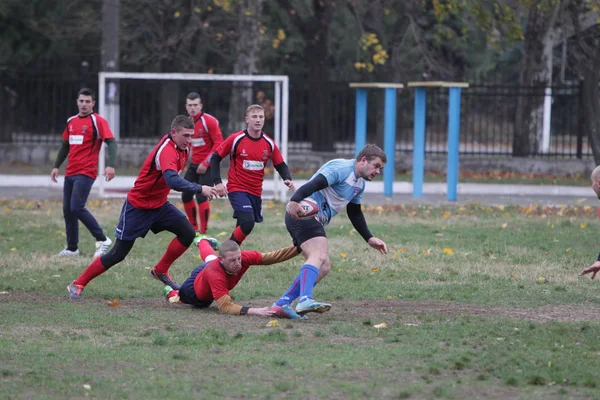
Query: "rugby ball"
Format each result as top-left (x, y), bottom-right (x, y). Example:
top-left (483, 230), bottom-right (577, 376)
top-left (298, 198), bottom-right (319, 220)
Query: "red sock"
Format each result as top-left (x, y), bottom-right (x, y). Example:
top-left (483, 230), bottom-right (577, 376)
top-left (198, 238), bottom-right (217, 260)
top-left (74, 257), bottom-right (107, 287)
top-left (198, 201), bottom-right (210, 234)
top-left (154, 237), bottom-right (189, 274)
top-left (183, 200), bottom-right (198, 231)
top-left (230, 226), bottom-right (248, 245)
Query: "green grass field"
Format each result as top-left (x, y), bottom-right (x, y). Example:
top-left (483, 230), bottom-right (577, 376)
top-left (2, 198), bottom-right (600, 399)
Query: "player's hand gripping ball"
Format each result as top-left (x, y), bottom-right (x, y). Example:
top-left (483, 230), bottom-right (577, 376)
top-left (297, 198), bottom-right (319, 220)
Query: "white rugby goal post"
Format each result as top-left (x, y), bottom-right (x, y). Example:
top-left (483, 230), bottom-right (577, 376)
top-left (97, 72), bottom-right (290, 201)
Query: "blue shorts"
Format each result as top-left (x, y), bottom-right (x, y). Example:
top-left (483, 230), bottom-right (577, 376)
top-left (115, 200), bottom-right (187, 241)
top-left (178, 262), bottom-right (212, 308)
top-left (228, 191), bottom-right (263, 223)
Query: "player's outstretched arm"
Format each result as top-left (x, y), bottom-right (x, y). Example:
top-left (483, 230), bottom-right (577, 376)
top-left (581, 260), bottom-right (600, 280)
top-left (214, 295), bottom-right (274, 317)
top-left (259, 246), bottom-right (300, 265)
top-left (163, 169), bottom-right (204, 193)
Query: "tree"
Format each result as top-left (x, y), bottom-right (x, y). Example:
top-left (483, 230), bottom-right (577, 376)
top-left (569, 0), bottom-right (600, 163)
top-left (227, 0), bottom-right (266, 133)
top-left (276, 0), bottom-right (338, 151)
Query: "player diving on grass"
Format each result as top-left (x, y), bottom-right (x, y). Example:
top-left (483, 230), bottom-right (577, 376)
top-left (271, 144), bottom-right (388, 317)
top-left (163, 238), bottom-right (307, 318)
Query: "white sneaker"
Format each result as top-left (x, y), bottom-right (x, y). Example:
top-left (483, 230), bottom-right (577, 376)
top-left (56, 248), bottom-right (80, 257)
top-left (93, 237), bottom-right (113, 258)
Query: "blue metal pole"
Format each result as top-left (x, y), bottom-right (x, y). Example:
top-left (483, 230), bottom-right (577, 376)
top-left (412, 88), bottom-right (426, 198)
top-left (354, 88), bottom-right (367, 157)
top-left (447, 87), bottom-right (462, 201)
top-left (383, 88), bottom-right (397, 196)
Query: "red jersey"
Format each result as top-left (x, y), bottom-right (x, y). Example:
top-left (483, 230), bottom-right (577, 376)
top-left (61, 113), bottom-right (114, 179)
top-left (215, 130), bottom-right (285, 197)
top-left (190, 112), bottom-right (223, 166)
top-left (193, 250), bottom-right (263, 302)
top-left (127, 134), bottom-right (189, 210)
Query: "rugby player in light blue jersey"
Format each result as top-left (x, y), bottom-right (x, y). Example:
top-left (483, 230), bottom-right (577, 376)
top-left (272, 144), bottom-right (389, 318)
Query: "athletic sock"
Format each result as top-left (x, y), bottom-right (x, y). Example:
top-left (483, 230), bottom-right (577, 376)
top-left (154, 237), bottom-right (189, 274)
top-left (230, 226), bottom-right (248, 245)
top-left (298, 264), bottom-right (319, 302)
top-left (183, 200), bottom-right (199, 231)
top-left (74, 257), bottom-right (107, 287)
top-left (275, 276), bottom-right (301, 307)
top-left (198, 201), bottom-right (210, 234)
top-left (198, 238), bottom-right (217, 261)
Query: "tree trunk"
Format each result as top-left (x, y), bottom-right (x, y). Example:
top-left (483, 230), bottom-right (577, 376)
top-left (227, 0), bottom-right (265, 134)
top-left (306, 31), bottom-right (334, 151)
top-left (581, 39), bottom-right (600, 165)
top-left (513, 2), bottom-right (562, 157)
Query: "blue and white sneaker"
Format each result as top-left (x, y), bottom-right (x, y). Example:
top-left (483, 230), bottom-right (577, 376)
top-left (67, 282), bottom-right (84, 300)
top-left (295, 299), bottom-right (332, 315)
top-left (271, 303), bottom-right (308, 319)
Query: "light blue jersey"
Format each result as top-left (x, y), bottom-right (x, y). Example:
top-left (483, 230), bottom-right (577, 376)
top-left (307, 159), bottom-right (365, 226)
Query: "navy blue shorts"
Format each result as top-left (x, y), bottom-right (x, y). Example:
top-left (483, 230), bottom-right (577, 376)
top-left (285, 213), bottom-right (326, 252)
top-left (228, 191), bottom-right (263, 223)
top-left (178, 262), bottom-right (212, 308)
top-left (114, 200), bottom-right (188, 241)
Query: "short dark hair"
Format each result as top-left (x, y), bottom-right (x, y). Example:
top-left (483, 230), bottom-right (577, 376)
top-left (170, 115), bottom-right (194, 130)
top-left (219, 240), bottom-right (240, 257)
top-left (77, 88), bottom-right (96, 100)
top-left (186, 92), bottom-right (201, 102)
top-left (356, 144), bottom-right (387, 163)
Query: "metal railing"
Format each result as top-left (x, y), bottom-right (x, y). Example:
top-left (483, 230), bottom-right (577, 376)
top-left (0, 75), bottom-right (591, 159)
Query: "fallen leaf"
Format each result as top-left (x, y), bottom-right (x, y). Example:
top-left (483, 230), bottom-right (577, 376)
top-left (373, 322), bottom-right (387, 329)
top-left (217, 231), bottom-right (228, 237)
top-left (371, 267), bottom-right (380, 273)
top-left (52, 274), bottom-right (60, 278)
top-left (83, 384), bottom-right (91, 390)
top-left (266, 320), bottom-right (279, 327)
top-left (501, 223), bottom-right (508, 229)
top-left (580, 223), bottom-right (587, 229)
top-left (442, 247), bottom-right (455, 255)
top-left (396, 247), bottom-right (407, 253)
top-left (107, 298), bottom-right (120, 307)
top-left (423, 249), bottom-right (432, 255)
top-left (340, 252), bottom-right (347, 258)
top-left (386, 296), bottom-right (392, 300)
top-left (0, 291), bottom-right (9, 295)
top-left (404, 323), bottom-right (419, 326)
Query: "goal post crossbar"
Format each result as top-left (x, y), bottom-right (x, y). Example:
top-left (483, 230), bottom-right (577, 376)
top-left (98, 72), bottom-right (290, 202)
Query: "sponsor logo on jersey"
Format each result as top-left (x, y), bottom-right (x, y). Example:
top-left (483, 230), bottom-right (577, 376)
top-left (241, 149), bottom-right (248, 157)
top-left (191, 138), bottom-right (206, 147)
top-left (69, 135), bottom-right (84, 145)
top-left (81, 125), bottom-right (88, 134)
top-left (243, 160), bottom-right (264, 171)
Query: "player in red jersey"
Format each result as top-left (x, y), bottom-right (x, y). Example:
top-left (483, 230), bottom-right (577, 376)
top-left (66, 116), bottom-right (217, 300)
top-left (50, 88), bottom-right (117, 258)
top-left (210, 104), bottom-right (295, 245)
top-left (164, 239), bottom-right (305, 318)
top-left (181, 92), bottom-right (223, 236)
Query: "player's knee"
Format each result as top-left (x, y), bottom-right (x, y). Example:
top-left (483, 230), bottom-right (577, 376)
top-left (101, 247), bottom-right (128, 269)
top-left (237, 213), bottom-right (255, 235)
top-left (182, 191), bottom-right (194, 203)
top-left (177, 224), bottom-right (196, 246)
